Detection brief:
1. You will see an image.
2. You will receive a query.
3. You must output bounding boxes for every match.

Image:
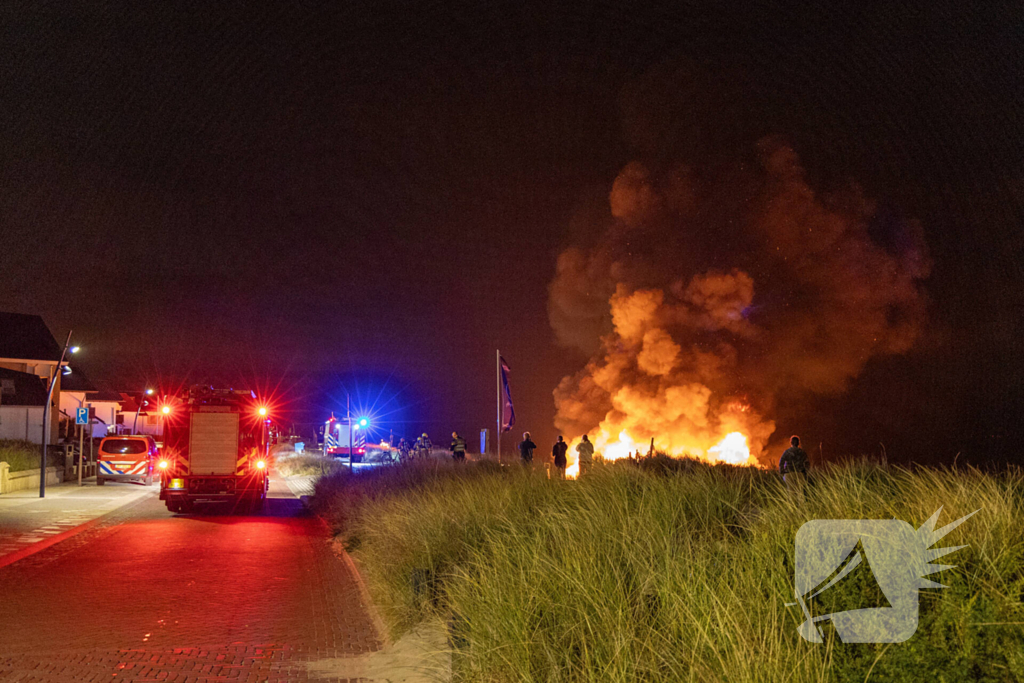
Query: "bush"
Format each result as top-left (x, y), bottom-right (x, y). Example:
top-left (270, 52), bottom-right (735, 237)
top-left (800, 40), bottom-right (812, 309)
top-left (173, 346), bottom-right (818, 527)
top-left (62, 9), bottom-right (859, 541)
top-left (312, 459), bottom-right (1024, 682)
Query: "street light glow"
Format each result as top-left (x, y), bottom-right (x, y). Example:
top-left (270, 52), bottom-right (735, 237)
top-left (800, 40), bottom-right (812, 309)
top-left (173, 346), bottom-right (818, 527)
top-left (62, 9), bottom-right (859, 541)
top-left (146, 388), bottom-right (154, 395)
top-left (70, 346), bottom-right (80, 354)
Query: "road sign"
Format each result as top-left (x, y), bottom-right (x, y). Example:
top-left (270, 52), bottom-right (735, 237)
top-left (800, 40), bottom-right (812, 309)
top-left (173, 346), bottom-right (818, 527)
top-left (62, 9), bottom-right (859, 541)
top-left (76, 407), bottom-right (89, 425)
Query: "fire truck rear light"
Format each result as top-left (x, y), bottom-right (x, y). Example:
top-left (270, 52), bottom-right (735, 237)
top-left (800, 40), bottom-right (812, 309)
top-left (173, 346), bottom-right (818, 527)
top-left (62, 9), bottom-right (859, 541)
top-left (169, 478), bottom-right (185, 489)
top-left (256, 460), bottom-right (266, 469)
top-left (158, 460), bottom-right (169, 469)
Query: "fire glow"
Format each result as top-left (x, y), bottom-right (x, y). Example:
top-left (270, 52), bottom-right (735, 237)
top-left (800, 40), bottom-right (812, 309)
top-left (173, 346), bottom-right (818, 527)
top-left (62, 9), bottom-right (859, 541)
top-left (565, 429), bottom-right (754, 479)
top-left (550, 139), bottom-right (931, 480)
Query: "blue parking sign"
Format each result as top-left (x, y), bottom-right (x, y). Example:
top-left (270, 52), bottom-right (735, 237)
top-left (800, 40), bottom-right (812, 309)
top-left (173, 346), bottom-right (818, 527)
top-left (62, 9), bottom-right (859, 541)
top-left (75, 407), bottom-right (89, 425)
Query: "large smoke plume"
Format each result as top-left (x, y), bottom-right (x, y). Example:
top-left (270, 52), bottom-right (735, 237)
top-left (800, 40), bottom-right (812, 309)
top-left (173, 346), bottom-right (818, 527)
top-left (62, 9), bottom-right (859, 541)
top-left (549, 135), bottom-right (931, 466)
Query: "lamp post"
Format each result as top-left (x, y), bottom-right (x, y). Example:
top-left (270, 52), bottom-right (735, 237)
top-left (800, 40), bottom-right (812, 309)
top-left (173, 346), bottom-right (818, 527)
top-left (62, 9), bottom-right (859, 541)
top-left (347, 394), bottom-right (353, 473)
top-left (40, 332), bottom-right (76, 498)
top-left (133, 388), bottom-right (154, 435)
top-left (340, 393), bottom-right (371, 473)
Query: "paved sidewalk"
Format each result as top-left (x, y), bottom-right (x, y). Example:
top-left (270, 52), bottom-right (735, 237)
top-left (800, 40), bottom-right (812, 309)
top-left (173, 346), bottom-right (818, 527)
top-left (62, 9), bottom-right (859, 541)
top-left (0, 477), bottom-right (155, 565)
top-left (0, 476), bottom-right (390, 682)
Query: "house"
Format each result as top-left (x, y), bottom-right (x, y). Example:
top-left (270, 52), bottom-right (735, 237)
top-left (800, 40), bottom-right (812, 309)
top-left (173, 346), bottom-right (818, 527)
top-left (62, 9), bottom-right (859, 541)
top-left (0, 312), bottom-right (67, 444)
top-left (0, 367), bottom-right (47, 442)
top-left (58, 365), bottom-right (102, 438)
top-left (115, 393), bottom-right (164, 437)
top-left (85, 390), bottom-right (125, 438)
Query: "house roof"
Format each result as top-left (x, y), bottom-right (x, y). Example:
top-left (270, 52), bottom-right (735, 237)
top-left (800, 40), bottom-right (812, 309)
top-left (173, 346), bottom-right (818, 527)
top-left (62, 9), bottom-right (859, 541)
top-left (0, 367), bottom-right (48, 407)
top-left (60, 364), bottom-right (98, 393)
top-left (118, 393), bottom-right (156, 414)
top-left (88, 390), bottom-right (124, 403)
top-left (0, 312), bottom-right (63, 363)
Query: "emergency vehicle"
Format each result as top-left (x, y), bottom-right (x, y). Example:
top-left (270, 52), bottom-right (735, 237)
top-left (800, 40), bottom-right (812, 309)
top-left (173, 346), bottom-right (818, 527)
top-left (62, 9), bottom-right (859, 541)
top-left (97, 435), bottom-right (159, 486)
top-left (324, 416), bottom-right (368, 462)
top-left (158, 386), bottom-right (270, 514)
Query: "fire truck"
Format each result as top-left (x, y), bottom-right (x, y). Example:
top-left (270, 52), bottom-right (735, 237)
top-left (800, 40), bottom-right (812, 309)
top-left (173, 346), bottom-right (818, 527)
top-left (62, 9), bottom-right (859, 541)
top-left (324, 416), bottom-right (368, 462)
top-left (158, 386), bottom-right (270, 514)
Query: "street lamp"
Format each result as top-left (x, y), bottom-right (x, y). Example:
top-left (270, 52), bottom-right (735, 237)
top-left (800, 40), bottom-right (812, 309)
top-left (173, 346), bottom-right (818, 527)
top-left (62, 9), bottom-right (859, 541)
top-left (133, 389), bottom-right (155, 435)
top-left (40, 334), bottom-right (76, 497)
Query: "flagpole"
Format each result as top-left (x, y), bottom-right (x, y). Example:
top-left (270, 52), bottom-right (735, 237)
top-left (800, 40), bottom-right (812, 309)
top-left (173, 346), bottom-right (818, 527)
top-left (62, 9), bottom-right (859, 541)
top-left (496, 349), bottom-right (501, 465)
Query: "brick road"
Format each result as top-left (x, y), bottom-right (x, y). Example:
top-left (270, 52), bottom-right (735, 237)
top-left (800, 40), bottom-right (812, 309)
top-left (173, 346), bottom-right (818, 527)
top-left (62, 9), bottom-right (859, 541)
top-left (0, 478), bottom-right (383, 682)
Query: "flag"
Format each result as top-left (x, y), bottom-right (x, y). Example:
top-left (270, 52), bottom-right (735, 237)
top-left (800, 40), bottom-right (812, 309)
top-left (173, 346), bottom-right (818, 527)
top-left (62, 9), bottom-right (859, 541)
top-left (500, 356), bottom-right (516, 432)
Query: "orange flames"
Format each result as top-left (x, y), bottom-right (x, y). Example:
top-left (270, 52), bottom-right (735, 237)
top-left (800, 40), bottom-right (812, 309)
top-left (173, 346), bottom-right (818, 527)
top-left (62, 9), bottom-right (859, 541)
top-left (549, 140), bottom-right (932, 484)
top-left (565, 428), bottom-right (758, 479)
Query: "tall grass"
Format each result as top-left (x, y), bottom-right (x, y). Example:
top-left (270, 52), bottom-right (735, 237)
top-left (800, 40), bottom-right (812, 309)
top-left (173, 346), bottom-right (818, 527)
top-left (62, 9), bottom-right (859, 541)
top-left (0, 439), bottom-right (41, 472)
top-left (274, 453), bottom-right (347, 477)
top-left (312, 458), bottom-right (1024, 682)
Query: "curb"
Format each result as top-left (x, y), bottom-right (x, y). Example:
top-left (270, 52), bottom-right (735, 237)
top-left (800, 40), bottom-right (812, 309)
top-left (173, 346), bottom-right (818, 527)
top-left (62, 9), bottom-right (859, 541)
top-left (294, 484), bottom-right (394, 649)
top-left (333, 537), bottom-right (394, 649)
top-left (0, 490), bottom-right (154, 570)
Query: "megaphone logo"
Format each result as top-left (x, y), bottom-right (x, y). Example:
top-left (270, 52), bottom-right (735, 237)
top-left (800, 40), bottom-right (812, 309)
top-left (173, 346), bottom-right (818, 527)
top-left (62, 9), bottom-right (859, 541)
top-left (790, 507), bottom-right (978, 643)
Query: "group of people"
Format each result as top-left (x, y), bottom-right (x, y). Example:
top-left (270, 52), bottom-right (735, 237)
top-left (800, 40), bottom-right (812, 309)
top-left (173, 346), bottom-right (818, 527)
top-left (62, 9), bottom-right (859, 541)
top-left (518, 432), bottom-right (594, 478)
top-left (397, 429), bottom-right (812, 491)
top-left (397, 428), bottom-right (599, 475)
top-left (395, 431), bottom-right (470, 461)
top-left (395, 433), bottom-right (435, 461)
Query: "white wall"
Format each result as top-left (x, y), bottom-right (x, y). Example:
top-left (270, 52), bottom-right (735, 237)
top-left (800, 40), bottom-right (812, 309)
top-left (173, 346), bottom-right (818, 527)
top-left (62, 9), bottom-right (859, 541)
top-left (0, 405), bottom-right (45, 443)
top-left (59, 390), bottom-right (88, 417)
top-left (116, 412), bottom-right (163, 437)
top-left (89, 401), bottom-right (119, 438)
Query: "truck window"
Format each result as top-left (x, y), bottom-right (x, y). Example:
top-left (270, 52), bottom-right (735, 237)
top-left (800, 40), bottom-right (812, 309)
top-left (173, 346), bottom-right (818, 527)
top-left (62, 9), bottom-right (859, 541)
top-left (101, 439), bottom-right (148, 455)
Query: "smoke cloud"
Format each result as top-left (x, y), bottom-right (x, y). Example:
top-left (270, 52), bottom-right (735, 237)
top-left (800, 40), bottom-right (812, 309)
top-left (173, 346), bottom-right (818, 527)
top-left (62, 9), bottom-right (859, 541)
top-left (549, 136), bottom-right (931, 466)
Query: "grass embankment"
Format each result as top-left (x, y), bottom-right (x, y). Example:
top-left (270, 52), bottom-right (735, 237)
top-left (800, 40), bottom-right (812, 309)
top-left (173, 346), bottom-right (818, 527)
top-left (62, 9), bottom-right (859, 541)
top-left (0, 439), bottom-right (42, 472)
top-left (274, 452), bottom-right (347, 477)
top-left (311, 458), bottom-right (1024, 682)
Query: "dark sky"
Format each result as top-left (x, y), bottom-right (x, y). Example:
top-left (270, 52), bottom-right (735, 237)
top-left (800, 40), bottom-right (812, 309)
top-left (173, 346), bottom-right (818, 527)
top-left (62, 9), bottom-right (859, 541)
top-left (2, 1), bottom-right (1022, 461)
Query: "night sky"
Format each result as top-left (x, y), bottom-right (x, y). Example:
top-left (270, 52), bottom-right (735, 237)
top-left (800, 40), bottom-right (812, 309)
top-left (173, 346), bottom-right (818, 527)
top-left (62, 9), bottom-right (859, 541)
top-left (2, 1), bottom-right (1022, 462)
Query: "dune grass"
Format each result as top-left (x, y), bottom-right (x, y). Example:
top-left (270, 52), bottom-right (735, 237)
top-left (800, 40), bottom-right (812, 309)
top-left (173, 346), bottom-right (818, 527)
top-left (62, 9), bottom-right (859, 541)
top-left (274, 452), bottom-right (347, 477)
top-left (311, 457), bottom-right (1024, 682)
